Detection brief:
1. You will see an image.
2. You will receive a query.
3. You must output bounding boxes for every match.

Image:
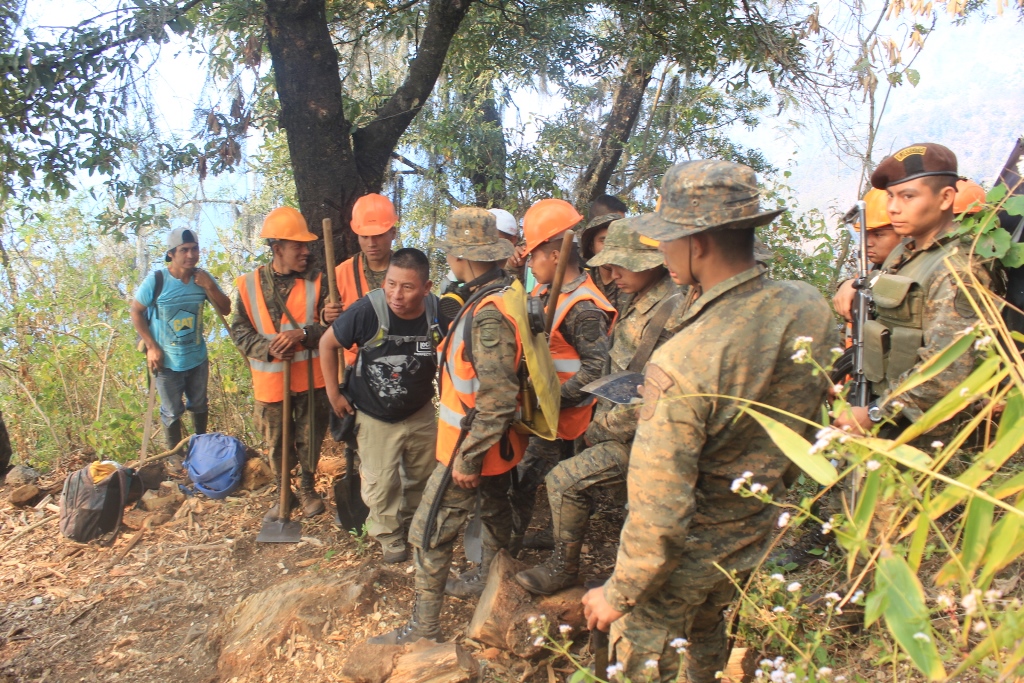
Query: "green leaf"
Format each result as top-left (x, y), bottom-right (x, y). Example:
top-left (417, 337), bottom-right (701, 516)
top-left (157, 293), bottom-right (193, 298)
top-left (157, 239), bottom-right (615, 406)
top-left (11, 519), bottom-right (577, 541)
top-left (741, 408), bottom-right (838, 486)
top-left (864, 587), bottom-right (888, 627)
top-left (936, 496), bottom-right (993, 585)
top-left (1002, 242), bottom-right (1024, 269)
top-left (975, 228), bottom-right (1012, 259)
top-left (1004, 195), bottom-right (1024, 217)
top-left (877, 554), bottom-right (947, 680)
top-left (987, 184), bottom-right (1008, 203)
top-left (977, 503), bottom-right (1023, 588)
top-left (887, 72), bottom-right (902, 86)
top-left (905, 68), bottom-right (920, 86)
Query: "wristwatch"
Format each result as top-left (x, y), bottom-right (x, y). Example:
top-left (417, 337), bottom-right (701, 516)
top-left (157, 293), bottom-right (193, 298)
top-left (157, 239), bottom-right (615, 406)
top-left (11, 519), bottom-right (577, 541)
top-left (867, 401), bottom-right (885, 423)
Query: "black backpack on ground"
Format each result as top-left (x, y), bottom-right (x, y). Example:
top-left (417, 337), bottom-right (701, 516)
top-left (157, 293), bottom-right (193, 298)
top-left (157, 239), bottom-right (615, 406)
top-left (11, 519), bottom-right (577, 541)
top-left (59, 463), bottom-right (143, 545)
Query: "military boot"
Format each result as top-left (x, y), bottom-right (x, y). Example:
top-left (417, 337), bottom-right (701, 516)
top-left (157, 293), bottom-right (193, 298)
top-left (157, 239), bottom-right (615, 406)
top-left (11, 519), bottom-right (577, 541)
top-left (368, 595), bottom-right (443, 645)
top-left (445, 547), bottom-right (496, 599)
top-left (192, 411), bottom-right (208, 435)
top-left (523, 526), bottom-right (555, 550)
top-left (299, 472), bottom-right (325, 517)
top-left (263, 489), bottom-right (299, 522)
top-left (514, 540), bottom-right (582, 596)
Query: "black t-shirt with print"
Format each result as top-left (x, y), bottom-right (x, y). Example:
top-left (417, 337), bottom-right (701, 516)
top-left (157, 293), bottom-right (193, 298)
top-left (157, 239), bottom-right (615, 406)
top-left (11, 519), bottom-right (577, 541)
top-left (331, 295), bottom-right (450, 423)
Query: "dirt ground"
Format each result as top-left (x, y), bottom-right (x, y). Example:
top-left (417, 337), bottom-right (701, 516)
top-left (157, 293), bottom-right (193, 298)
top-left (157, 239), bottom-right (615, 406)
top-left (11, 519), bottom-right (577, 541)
top-left (0, 442), bottom-right (627, 683)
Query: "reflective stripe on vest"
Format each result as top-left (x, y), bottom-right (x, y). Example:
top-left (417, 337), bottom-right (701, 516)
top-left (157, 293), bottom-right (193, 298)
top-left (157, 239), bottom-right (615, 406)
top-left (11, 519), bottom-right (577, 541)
top-left (235, 268), bottom-right (326, 403)
top-left (532, 274), bottom-right (617, 440)
top-left (436, 292), bottom-right (527, 476)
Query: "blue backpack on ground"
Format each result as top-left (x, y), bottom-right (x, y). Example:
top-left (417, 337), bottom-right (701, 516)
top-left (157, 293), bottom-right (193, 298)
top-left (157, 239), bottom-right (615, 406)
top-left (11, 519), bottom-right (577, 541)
top-left (183, 433), bottom-right (247, 499)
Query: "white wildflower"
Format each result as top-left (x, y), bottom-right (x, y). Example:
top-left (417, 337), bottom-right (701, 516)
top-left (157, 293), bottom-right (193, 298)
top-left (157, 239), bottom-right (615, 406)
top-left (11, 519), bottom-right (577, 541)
top-left (865, 460), bottom-right (881, 471)
top-left (833, 383), bottom-right (844, 394)
top-left (974, 335), bottom-right (993, 350)
top-left (960, 387), bottom-right (970, 397)
top-left (821, 520), bottom-right (833, 534)
top-left (715, 673), bottom-right (724, 680)
top-left (773, 605), bottom-right (786, 613)
top-left (533, 636), bottom-right (544, 647)
top-left (962, 589), bottom-right (980, 616)
top-left (958, 325), bottom-right (976, 336)
top-left (795, 336), bottom-right (814, 345)
top-left (558, 624), bottom-right (572, 635)
top-left (760, 659), bottom-right (774, 668)
top-left (912, 632), bottom-right (931, 643)
top-left (824, 592), bottom-right (841, 603)
top-left (670, 637), bottom-right (688, 653)
top-left (973, 620), bottom-right (988, 633)
top-left (891, 400), bottom-right (904, 410)
top-left (791, 349), bottom-right (808, 362)
top-left (731, 477), bottom-right (746, 493)
top-left (777, 512), bottom-right (791, 528)
top-left (773, 656), bottom-right (785, 669)
top-left (742, 470), bottom-right (754, 479)
top-left (770, 573), bottom-right (785, 582)
top-left (851, 590), bottom-right (865, 604)
top-left (606, 663), bottom-right (624, 678)
top-left (984, 589), bottom-right (1003, 603)
top-left (830, 346), bottom-right (844, 355)
top-left (750, 483), bottom-right (768, 495)
top-left (644, 659), bottom-right (658, 670)
top-left (785, 673), bottom-right (797, 683)
top-left (754, 670), bottom-right (764, 680)
top-left (817, 666), bottom-right (833, 677)
top-left (787, 582), bottom-right (802, 592)
top-left (770, 671), bottom-right (785, 683)
top-left (931, 440), bottom-right (944, 449)
top-left (527, 616), bottom-right (537, 625)
top-left (935, 593), bottom-right (954, 609)
top-left (835, 677), bottom-right (847, 682)
top-left (835, 607), bottom-right (843, 615)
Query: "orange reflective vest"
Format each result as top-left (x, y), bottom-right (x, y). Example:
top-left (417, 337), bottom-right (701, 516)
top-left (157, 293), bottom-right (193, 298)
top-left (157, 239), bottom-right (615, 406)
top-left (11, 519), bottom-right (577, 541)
top-left (236, 267), bottom-right (326, 403)
top-left (436, 293), bottom-right (527, 476)
top-left (335, 253), bottom-right (380, 367)
top-left (532, 274), bottom-right (617, 440)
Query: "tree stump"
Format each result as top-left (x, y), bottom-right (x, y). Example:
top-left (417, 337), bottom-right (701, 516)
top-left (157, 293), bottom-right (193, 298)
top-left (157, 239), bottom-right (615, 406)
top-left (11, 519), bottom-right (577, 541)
top-left (467, 550), bottom-right (587, 657)
top-left (341, 642), bottom-right (404, 683)
top-left (10, 484), bottom-right (41, 508)
top-left (389, 640), bottom-right (478, 683)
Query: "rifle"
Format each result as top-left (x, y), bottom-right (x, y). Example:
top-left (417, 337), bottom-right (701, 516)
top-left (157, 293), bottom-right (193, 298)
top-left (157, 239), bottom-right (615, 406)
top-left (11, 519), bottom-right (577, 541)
top-left (842, 200), bottom-right (872, 409)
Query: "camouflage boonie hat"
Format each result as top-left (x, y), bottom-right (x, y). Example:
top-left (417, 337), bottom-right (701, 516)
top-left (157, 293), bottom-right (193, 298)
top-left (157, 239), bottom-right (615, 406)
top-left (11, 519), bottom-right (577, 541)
top-left (634, 160), bottom-right (784, 242)
top-left (579, 212), bottom-right (625, 261)
top-left (438, 207), bottom-right (515, 261)
top-left (587, 217), bottom-right (664, 272)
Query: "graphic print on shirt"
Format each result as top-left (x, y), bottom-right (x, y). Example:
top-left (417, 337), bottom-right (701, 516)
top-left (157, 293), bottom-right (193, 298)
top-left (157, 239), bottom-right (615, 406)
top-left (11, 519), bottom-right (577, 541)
top-left (366, 354), bottom-right (422, 402)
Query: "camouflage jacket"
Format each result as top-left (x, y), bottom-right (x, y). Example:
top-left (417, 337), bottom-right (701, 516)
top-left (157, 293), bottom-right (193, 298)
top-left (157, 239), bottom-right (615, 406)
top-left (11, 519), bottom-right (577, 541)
top-left (537, 272), bottom-right (613, 407)
top-left (603, 265), bottom-right (835, 612)
top-left (585, 273), bottom-right (681, 446)
top-left (230, 266), bottom-right (330, 362)
top-left (873, 231), bottom-right (993, 426)
top-left (455, 275), bottom-right (522, 474)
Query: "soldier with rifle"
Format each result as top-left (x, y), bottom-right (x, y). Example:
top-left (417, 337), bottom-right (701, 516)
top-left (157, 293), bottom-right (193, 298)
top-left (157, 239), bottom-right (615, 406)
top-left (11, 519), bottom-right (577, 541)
top-left (832, 143), bottom-right (994, 441)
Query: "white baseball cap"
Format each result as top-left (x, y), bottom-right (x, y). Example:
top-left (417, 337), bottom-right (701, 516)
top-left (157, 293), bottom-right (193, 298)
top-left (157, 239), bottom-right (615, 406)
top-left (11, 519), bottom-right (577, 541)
top-left (488, 208), bottom-right (519, 239)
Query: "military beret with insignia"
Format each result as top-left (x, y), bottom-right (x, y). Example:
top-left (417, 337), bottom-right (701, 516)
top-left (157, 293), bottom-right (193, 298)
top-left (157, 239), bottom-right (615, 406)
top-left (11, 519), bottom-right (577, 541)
top-left (870, 143), bottom-right (958, 190)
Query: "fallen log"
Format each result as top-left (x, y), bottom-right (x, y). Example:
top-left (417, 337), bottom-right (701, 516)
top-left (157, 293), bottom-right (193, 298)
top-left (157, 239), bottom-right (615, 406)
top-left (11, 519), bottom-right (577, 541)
top-left (389, 640), bottom-right (479, 683)
top-left (467, 550), bottom-right (587, 658)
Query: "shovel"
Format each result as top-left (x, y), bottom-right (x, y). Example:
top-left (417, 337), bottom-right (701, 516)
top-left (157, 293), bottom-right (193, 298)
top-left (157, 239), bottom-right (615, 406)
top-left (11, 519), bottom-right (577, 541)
top-left (257, 362), bottom-right (303, 543)
top-left (333, 443), bottom-right (369, 533)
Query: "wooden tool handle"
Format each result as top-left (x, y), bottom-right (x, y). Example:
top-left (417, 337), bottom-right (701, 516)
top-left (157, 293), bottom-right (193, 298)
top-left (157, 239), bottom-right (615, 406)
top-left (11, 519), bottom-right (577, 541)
top-left (544, 229), bottom-right (575, 335)
top-left (323, 218), bottom-right (340, 305)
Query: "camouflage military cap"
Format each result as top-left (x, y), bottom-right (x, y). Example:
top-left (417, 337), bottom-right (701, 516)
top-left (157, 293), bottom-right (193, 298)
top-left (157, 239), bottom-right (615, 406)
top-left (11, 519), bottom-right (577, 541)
top-left (633, 160), bottom-right (784, 242)
top-left (870, 142), bottom-right (958, 190)
top-left (438, 207), bottom-right (515, 262)
top-left (587, 216), bottom-right (664, 272)
top-left (580, 212), bottom-right (626, 261)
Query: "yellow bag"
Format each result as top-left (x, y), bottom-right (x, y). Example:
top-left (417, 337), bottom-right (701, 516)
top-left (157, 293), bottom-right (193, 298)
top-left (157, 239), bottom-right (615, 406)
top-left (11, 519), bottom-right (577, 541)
top-left (500, 280), bottom-right (560, 441)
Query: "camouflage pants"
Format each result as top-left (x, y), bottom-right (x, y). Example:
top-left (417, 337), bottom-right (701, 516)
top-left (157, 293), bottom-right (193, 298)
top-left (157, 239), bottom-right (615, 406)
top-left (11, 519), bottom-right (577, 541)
top-left (509, 436), bottom-right (575, 535)
top-left (611, 571), bottom-right (743, 683)
top-left (546, 440), bottom-right (629, 543)
top-left (409, 464), bottom-right (514, 600)
top-left (254, 388), bottom-right (330, 476)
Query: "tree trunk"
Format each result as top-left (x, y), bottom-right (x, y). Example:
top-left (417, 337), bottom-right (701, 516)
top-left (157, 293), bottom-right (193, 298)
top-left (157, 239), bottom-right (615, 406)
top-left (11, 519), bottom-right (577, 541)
top-left (264, 0), bottom-right (362, 263)
top-left (576, 56), bottom-right (654, 204)
top-left (469, 94), bottom-right (507, 208)
top-left (266, 0), bottom-right (475, 267)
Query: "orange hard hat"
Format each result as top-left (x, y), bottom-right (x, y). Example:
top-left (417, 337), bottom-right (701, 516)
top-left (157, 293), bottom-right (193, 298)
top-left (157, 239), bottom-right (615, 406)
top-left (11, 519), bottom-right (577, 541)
top-left (954, 179), bottom-right (986, 215)
top-left (261, 207), bottom-right (318, 241)
top-left (523, 198), bottom-right (584, 254)
top-left (855, 188), bottom-right (891, 231)
top-left (351, 193), bottom-right (398, 236)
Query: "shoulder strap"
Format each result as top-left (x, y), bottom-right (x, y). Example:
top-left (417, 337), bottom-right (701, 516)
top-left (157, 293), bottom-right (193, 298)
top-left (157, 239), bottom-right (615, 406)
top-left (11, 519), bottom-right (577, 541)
top-left (425, 293), bottom-right (442, 348)
top-left (149, 270), bottom-right (165, 320)
top-left (627, 293), bottom-right (681, 373)
top-left (355, 252), bottom-right (365, 299)
top-left (363, 289), bottom-right (391, 350)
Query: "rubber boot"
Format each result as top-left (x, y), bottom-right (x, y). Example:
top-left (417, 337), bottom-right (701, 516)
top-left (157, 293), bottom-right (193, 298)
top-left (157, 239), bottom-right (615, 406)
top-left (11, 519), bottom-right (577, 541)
top-left (299, 471), bottom-right (325, 517)
top-left (192, 411), bottom-right (208, 435)
top-left (163, 420), bottom-right (183, 450)
top-left (514, 540), bottom-right (582, 596)
top-left (368, 594), bottom-right (443, 645)
top-left (263, 489), bottom-right (299, 522)
top-left (445, 546), bottom-right (496, 599)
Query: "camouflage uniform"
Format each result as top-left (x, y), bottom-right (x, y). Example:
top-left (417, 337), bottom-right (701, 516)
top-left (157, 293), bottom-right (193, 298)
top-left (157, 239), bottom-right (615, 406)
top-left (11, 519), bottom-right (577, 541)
top-left (510, 271), bottom-right (612, 537)
top-left (601, 160), bottom-right (835, 683)
top-left (580, 212), bottom-right (628, 314)
top-left (230, 267), bottom-right (330, 475)
top-left (516, 219), bottom-right (683, 595)
top-left (371, 207), bottom-right (521, 644)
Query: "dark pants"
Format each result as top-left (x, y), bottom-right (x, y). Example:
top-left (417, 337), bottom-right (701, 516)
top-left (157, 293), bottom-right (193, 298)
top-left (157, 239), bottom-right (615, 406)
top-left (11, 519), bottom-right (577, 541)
top-left (154, 360), bottom-right (209, 427)
top-left (254, 388), bottom-right (329, 476)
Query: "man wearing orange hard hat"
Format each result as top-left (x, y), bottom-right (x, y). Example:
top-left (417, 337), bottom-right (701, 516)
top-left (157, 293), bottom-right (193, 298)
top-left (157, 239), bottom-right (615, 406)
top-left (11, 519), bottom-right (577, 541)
top-left (231, 206), bottom-right (342, 519)
top-left (832, 188), bottom-right (902, 321)
top-left (499, 198), bottom-right (615, 575)
top-left (337, 193), bottom-right (399, 307)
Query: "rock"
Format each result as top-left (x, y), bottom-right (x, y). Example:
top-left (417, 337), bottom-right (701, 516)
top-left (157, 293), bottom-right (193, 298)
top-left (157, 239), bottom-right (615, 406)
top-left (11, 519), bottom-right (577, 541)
top-left (5, 465), bottom-right (40, 487)
top-left (139, 486), bottom-right (184, 513)
top-left (241, 458), bottom-right (273, 491)
top-left (467, 550), bottom-right (587, 658)
top-left (340, 642), bottom-right (403, 683)
top-left (389, 640), bottom-right (479, 683)
top-left (10, 484), bottom-right (41, 507)
top-left (213, 570), bottom-right (380, 678)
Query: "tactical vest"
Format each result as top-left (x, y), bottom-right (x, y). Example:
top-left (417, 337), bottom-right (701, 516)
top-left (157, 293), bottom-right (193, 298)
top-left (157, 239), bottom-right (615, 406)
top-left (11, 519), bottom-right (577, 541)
top-left (236, 267), bottom-right (326, 403)
top-left (532, 274), bottom-right (617, 440)
top-left (353, 289), bottom-right (442, 379)
top-left (863, 238), bottom-right (970, 393)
